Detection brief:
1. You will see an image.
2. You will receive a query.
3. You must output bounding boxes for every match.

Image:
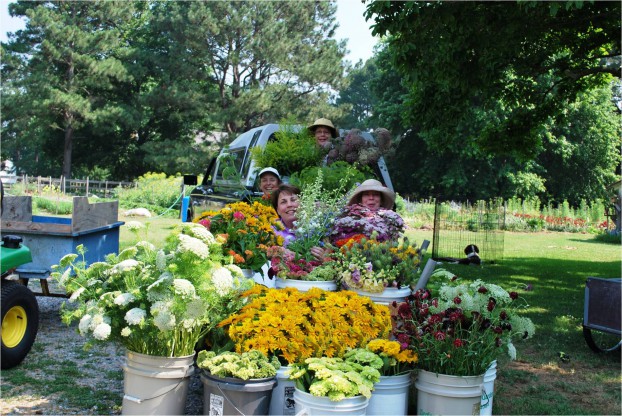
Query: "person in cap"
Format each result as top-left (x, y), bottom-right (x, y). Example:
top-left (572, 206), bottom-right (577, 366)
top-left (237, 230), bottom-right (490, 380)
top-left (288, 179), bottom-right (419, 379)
top-left (258, 167), bottom-right (281, 198)
top-left (308, 118), bottom-right (337, 148)
top-left (347, 179), bottom-right (396, 211)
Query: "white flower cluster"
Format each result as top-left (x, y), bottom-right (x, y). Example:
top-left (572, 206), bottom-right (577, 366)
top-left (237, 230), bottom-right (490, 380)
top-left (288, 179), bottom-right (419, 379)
top-left (177, 233), bottom-right (210, 259)
top-left (79, 313), bottom-right (112, 341)
top-left (211, 267), bottom-right (234, 296)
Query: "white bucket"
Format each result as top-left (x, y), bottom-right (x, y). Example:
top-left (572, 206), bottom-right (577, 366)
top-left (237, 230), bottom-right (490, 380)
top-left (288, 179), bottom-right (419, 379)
top-left (270, 366), bottom-right (296, 415)
top-left (122, 350), bottom-right (195, 415)
top-left (415, 369), bottom-right (484, 416)
top-left (367, 373), bottom-right (412, 415)
top-left (275, 278), bottom-right (337, 292)
top-left (293, 388), bottom-right (369, 415)
top-left (480, 361), bottom-right (497, 416)
top-left (201, 371), bottom-right (277, 415)
top-left (352, 287), bottom-right (412, 305)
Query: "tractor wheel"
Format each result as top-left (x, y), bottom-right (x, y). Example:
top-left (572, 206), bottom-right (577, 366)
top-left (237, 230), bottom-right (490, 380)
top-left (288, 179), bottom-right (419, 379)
top-left (1, 281), bottom-right (39, 369)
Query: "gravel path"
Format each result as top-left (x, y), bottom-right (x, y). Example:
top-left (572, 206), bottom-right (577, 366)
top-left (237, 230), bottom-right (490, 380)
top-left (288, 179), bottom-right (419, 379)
top-left (1, 282), bottom-right (204, 415)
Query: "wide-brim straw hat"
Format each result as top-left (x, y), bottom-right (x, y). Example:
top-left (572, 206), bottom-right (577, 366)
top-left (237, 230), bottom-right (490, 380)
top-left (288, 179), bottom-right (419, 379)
top-left (308, 118), bottom-right (337, 138)
top-left (347, 179), bottom-right (395, 209)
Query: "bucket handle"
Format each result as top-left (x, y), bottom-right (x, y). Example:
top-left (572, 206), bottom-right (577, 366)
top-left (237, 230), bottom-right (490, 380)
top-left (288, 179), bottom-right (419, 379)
top-left (295, 408), bottom-right (309, 416)
top-left (215, 382), bottom-right (248, 416)
top-left (123, 371), bottom-right (191, 405)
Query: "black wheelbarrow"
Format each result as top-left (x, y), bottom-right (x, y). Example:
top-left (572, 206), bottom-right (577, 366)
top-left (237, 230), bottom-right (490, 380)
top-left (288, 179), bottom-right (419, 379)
top-left (582, 277), bottom-right (621, 353)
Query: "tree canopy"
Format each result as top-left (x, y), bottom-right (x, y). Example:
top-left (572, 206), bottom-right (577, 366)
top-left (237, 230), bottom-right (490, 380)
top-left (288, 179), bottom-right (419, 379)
top-left (364, 0), bottom-right (621, 159)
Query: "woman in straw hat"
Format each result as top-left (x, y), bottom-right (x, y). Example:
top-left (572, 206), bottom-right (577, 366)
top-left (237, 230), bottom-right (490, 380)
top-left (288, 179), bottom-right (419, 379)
top-left (347, 179), bottom-right (396, 212)
top-left (330, 179), bottom-right (405, 245)
top-left (308, 118), bottom-right (337, 148)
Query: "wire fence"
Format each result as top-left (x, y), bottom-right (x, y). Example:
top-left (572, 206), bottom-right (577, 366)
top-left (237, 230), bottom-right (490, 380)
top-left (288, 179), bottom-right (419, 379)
top-left (2, 175), bottom-right (136, 198)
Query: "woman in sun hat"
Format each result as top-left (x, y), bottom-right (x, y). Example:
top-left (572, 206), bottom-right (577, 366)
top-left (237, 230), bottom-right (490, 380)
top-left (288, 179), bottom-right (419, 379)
top-left (347, 179), bottom-right (396, 211)
top-left (308, 118), bottom-right (338, 148)
top-left (330, 178), bottom-right (405, 245)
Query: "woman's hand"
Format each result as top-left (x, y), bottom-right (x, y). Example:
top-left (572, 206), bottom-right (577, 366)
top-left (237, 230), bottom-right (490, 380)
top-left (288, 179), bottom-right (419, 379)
top-left (310, 246), bottom-right (326, 261)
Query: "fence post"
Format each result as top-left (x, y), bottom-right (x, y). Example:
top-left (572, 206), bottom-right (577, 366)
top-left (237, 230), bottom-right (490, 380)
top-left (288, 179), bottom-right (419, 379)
top-left (86, 177), bottom-right (89, 197)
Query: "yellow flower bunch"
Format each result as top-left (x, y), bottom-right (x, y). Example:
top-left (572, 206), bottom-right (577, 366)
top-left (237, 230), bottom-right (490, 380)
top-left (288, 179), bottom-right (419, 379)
top-left (365, 339), bottom-right (418, 376)
top-left (194, 201), bottom-right (284, 272)
top-left (218, 286), bottom-right (392, 365)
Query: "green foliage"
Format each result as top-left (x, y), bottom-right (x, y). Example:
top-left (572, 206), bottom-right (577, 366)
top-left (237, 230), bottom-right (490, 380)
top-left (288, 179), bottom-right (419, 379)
top-left (250, 124), bottom-right (323, 176)
top-left (114, 172), bottom-right (182, 214)
top-left (289, 162), bottom-right (370, 193)
top-left (32, 196), bottom-right (73, 215)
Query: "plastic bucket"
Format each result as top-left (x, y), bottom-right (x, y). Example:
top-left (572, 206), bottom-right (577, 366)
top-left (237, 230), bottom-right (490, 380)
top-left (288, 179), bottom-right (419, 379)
top-left (352, 287), bottom-right (412, 306)
top-left (122, 350), bottom-right (195, 415)
top-left (201, 371), bottom-right (277, 415)
top-left (367, 373), bottom-right (412, 415)
top-left (293, 388), bottom-right (369, 415)
top-left (480, 361), bottom-right (497, 416)
top-left (275, 278), bottom-right (337, 292)
top-left (415, 370), bottom-right (484, 416)
top-left (269, 365), bottom-right (297, 415)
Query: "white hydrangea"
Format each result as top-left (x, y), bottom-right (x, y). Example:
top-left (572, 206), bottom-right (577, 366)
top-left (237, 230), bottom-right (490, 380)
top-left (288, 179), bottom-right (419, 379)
top-left (111, 259), bottom-right (140, 273)
top-left (121, 327), bottom-right (132, 337)
top-left (225, 264), bottom-right (244, 279)
top-left (177, 234), bottom-right (210, 259)
top-left (153, 310), bottom-right (176, 331)
top-left (125, 308), bottom-right (147, 325)
top-left (90, 314), bottom-right (105, 328)
top-left (79, 314), bottom-right (92, 335)
top-left (114, 292), bottom-right (135, 306)
top-left (125, 221), bottom-right (144, 231)
top-left (93, 322), bottom-right (112, 340)
top-left (211, 267), bottom-right (234, 296)
top-left (173, 279), bottom-right (196, 298)
top-left (185, 224), bottom-right (216, 245)
top-left (68, 287), bottom-right (86, 303)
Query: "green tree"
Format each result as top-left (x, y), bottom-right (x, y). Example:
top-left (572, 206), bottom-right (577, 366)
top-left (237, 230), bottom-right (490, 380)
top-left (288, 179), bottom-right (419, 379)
top-left (1, 0), bottom-right (143, 179)
top-left (365, 0), bottom-right (621, 159)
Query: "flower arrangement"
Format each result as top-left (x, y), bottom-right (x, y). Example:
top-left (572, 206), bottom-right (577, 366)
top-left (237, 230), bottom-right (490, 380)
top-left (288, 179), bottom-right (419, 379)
top-left (360, 339), bottom-right (418, 376)
top-left (194, 201), bottom-right (283, 272)
top-left (266, 245), bottom-right (334, 281)
top-left (285, 170), bottom-right (349, 262)
top-left (288, 352), bottom-right (382, 401)
top-left (328, 236), bottom-right (421, 292)
top-left (197, 349), bottom-right (281, 380)
top-left (325, 128), bottom-right (393, 170)
top-left (218, 286), bottom-right (392, 365)
top-left (330, 204), bottom-right (405, 246)
top-left (52, 223), bottom-right (254, 357)
top-left (393, 279), bottom-right (536, 376)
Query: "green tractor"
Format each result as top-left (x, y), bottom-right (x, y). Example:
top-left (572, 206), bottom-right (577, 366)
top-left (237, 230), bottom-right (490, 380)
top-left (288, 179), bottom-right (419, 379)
top-left (1, 234), bottom-right (39, 369)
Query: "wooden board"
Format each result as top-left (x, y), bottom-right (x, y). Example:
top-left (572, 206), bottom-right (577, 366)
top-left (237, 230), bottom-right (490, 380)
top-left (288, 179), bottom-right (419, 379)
top-left (1, 196), bottom-right (33, 222)
top-left (71, 197), bottom-right (118, 233)
top-left (0, 220), bottom-right (72, 234)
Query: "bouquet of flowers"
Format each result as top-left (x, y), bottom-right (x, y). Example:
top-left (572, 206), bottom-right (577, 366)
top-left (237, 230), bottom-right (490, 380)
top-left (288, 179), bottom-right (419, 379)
top-left (266, 245), bottom-right (335, 281)
top-left (288, 352), bottom-right (382, 401)
top-left (393, 279), bottom-right (536, 376)
top-left (52, 223), bottom-right (254, 357)
top-left (218, 286), bottom-right (392, 365)
top-left (361, 339), bottom-right (418, 376)
top-left (197, 350), bottom-right (281, 380)
top-left (329, 236), bottom-right (421, 292)
top-left (194, 201), bottom-right (283, 272)
top-left (286, 170), bottom-right (349, 262)
top-left (330, 204), bottom-right (405, 246)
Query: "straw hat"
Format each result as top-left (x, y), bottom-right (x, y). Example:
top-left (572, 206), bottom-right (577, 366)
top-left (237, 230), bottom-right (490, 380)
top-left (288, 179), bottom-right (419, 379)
top-left (347, 179), bottom-right (395, 209)
top-left (308, 118), bottom-right (337, 138)
top-left (258, 167), bottom-right (281, 180)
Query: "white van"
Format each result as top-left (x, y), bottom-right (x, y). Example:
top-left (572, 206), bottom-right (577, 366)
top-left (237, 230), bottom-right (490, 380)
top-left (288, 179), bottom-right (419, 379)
top-left (187, 124), bottom-right (393, 221)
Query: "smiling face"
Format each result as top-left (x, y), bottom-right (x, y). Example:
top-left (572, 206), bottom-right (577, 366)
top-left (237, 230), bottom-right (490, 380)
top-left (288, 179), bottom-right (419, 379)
top-left (259, 173), bottom-right (280, 195)
top-left (314, 126), bottom-right (333, 148)
top-left (361, 191), bottom-right (382, 211)
top-left (276, 191), bottom-right (300, 228)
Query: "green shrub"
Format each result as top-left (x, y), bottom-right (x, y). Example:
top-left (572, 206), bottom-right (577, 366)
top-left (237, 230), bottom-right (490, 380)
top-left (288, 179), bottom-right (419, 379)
top-left (289, 162), bottom-right (371, 193)
top-left (114, 172), bottom-right (182, 214)
top-left (33, 196), bottom-right (73, 215)
top-left (250, 123), bottom-right (324, 176)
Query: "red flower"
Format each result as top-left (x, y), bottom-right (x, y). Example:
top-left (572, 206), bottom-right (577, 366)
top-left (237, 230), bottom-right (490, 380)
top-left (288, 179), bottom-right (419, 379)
top-left (233, 211), bottom-right (245, 221)
top-left (500, 311), bottom-right (508, 320)
top-left (199, 219), bottom-right (211, 229)
top-left (434, 331), bottom-right (446, 341)
top-left (509, 291), bottom-right (519, 300)
top-left (478, 286), bottom-right (488, 294)
top-left (453, 339), bottom-right (464, 347)
top-left (453, 296), bottom-right (462, 304)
